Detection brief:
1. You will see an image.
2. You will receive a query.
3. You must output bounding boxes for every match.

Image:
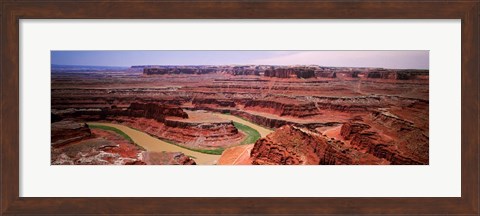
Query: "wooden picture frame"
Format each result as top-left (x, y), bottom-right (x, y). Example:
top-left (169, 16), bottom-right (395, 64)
top-left (1, 1), bottom-right (478, 215)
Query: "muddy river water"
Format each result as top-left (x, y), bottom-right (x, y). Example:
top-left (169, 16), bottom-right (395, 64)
top-left (88, 113), bottom-right (273, 165)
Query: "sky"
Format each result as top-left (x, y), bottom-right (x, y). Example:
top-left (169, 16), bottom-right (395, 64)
top-left (51, 51), bottom-right (429, 69)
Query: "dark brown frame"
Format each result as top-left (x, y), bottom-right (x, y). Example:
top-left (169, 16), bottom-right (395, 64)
top-left (1, 1), bottom-right (478, 215)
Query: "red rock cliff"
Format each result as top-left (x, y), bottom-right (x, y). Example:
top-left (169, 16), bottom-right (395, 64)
top-left (250, 125), bottom-right (354, 165)
top-left (51, 120), bottom-right (92, 147)
top-left (127, 102), bottom-right (188, 121)
top-left (243, 100), bottom-right (320, 118)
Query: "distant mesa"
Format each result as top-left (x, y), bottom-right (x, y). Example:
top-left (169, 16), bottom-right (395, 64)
top-left (316, 71), bottom-right (337, 78)
top-left (365, 68), bottom-right (429, 80)
top-left (137, 65), bottom-right (428, 81)
top-left (143, 67), bottom-right (217, 75)
top-left (264, 67), bottom-right (316, 79)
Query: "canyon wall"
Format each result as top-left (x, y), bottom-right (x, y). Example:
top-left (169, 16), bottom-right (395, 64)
top-left (51, 120), bottom-right (93, 147)
top-left (340, 114), bottom-right (428, 165)
top-left (54, 103), bottom-right (244, 149)
top-left (264, 67), bottom-right (316, 79)
top-left (229, 110), bottom-right (339, 130)
top-left (127, 102), bottom-right (189, 120)
top-left (193, 98), bottom-right (236, 108)
top-left (250, 125), bottom-right (356, 165)
top-left (250, 125), bottom-right (326, 165)
top-left (366, 69), bottom-right (429, 80)
top-left (243, 100), bottom-right (320, 117)
top-left (316, 71), bottom-right (337, 78)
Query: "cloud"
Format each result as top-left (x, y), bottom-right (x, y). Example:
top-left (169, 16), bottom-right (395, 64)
top-left (253, 51), bottom-right (429, 69)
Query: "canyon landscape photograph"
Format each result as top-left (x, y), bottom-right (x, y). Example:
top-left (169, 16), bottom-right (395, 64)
top-left (51, 51), bottom-right (429, 165)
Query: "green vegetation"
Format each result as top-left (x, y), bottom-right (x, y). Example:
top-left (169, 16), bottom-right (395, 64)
top-left (233, 121), bottom-right (261, 145)
top-left (191, 148), bottom-right (224, 155)
top-left (88, 124), bottom-right (146, 150)
top-left (89, 124), bottom-right (134, 142)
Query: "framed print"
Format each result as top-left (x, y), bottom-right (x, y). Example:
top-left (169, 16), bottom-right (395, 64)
top-left (1, 1), bottom-right (478, 215)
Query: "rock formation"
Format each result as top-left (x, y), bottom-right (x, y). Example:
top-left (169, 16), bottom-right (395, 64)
top-left (316, 71), bottom-right (337, 78)
top-left (340, 115), bottom-right (428, 165)
top-left (52, 103), bottom-right (245, 150)
top-left (193, 98), bottom-right (236, 108)
top-left (53, 102), bottom-right (186, 122)
top-left (264, 68), bottom-right (296, 78)
top-left (143, 67), bottom-right (217, 75)
top-left (232, 67), bottom-right (260, 76)
top-left (243, 100), bottom-right (320, 118)
top-left (250, 125), bottom-right (325, 164)
top-left (140, 151), bottom-right (196, 165)
top-left (340, 117), bottom-right (371, 140)
top-left (250, 125), bottom-right (354, 165)
top-left (118, 117), bottom-right (243, 149)
top-left (52, 64), bottom-right (429, 165)
top-left (296, 69), bottom-right (315, 79)
top-left (51, 120), bottom-right (92, 147)
top-left (366, 69), bottom-right (429, 80)
top-left (229, 110), bottom-right (339, 130)
top-left (264, 67), bottom-right (316, 79)
top-left (127, 102), bottom-right (188, 120)
top-left (51, 127), bottom-right (144, 165)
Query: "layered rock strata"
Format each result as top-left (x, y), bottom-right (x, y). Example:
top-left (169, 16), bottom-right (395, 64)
top-left (243, 100), bottom-right (320, 118)
top-left (250, 125), bottom-right (354, 165)
top-left (340, 115), bottom-right (428, 165)
top-left (51, 120), bottom-right (92, 147)
top-left (51, 127), bottom-right (144, 165)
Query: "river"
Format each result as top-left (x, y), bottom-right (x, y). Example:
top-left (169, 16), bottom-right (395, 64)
top-left (88, 112), bottom-right (273, 165)
top-left (212, 113), bottom-right (273, 137)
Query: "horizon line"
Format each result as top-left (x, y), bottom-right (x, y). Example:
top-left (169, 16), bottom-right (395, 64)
top-left (51, 64), bottom-right (429, 70)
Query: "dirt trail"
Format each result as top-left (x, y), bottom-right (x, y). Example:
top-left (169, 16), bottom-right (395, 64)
top-left (87, 122), bottom-right (221, 165)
